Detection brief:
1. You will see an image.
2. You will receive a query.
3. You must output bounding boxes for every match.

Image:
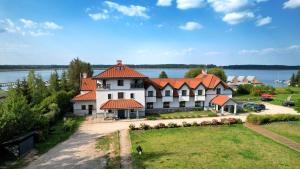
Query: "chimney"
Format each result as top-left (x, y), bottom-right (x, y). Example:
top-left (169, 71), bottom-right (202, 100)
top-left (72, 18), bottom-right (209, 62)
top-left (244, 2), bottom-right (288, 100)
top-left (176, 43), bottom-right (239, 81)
top-left (201, 69), bottom-right (207, 75)
top-left (117, 60), bottom-right (122, 64)
top-left (82, 72), bottom-right (87, 79)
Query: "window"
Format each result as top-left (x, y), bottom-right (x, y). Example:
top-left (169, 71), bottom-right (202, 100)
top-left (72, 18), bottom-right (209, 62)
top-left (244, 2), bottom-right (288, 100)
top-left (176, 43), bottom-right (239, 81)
top-left (118, 92), bottom-right (124, 99)
top-left (108, 94), bottom-right (112, 99)
top-left (181, 90), bottom-right (187, 96)
top-left (148, 91), bottom-right (154, 97)
top-left (117, 80), bottom-right (124, 86)
top-left (116, 66), bottom-right (124, 70)
top-left (180, 101), bottom-right (185, 107)
top-left (130, 109), bottom-right (134, 112)
top-left (216, 88), bottom-right (221, 94)
top-left (163, 102), bottom-right (170, 108)
top-left (147, 102), bottom-right (154, 109)
top-left (108, 109), bottom-right (112, 113)
top-left (165, 90), bottom-right (171, 96)
top-left (81, 105), bottom-right (86, 110)
top-left (130, 93), bottom-right (135, 99)
top-left (198, 90), bottom-right (203, 95)
top-left (195, 101), bottom-right (202, 107)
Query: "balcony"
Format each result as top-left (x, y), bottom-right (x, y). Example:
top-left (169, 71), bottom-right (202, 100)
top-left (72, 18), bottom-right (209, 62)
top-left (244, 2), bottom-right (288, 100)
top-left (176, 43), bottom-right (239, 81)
top-left (195, 95), bottom-right (205, 101)
top-left (162, 96), bottom-right (173, 102)
top-left (97, 84), bottom-right (111, 90)
top-left (130, 83), bottom-right (144, 88)
top-left (179, 95), bottom-right (190, 102)
top-left (146, 96), bottom-right (156, 102)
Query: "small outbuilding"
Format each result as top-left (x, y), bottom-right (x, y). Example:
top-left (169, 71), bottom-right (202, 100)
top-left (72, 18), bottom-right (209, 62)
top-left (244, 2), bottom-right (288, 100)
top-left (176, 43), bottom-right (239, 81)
top-left (211, 95), bottom-right (238, 115)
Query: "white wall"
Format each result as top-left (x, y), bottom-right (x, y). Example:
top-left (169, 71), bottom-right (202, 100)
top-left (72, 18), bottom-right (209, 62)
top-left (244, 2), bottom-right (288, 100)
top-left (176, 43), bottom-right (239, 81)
top-left (73, 101), bottom-right (96, 116)
top-left (161, 85), bottom-right (173, 102)
top-left (178, 85), bottom-right (190, 101)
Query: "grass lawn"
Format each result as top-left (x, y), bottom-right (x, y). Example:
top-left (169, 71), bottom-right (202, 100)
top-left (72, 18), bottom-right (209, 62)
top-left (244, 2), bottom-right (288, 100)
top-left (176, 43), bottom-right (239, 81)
top-left (146, 111), bottom-right (216, 120)
top-left (130, 125), bottom-right (300, 169)
top-left (35, 117), bottom-right (85, 154)
top-left (262, 121), bottom-right (300, 144)
top-left (96, 132), bottom-right (121, 169)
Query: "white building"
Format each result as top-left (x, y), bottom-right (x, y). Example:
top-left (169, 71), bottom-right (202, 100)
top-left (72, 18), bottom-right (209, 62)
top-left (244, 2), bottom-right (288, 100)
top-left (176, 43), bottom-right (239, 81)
top-left (72, 61), bottom-right (237, 119)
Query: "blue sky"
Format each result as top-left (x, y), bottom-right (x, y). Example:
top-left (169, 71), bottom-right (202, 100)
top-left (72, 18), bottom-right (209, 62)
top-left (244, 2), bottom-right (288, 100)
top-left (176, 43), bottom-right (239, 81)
top-left (0, 0), bottom-right (300, 65)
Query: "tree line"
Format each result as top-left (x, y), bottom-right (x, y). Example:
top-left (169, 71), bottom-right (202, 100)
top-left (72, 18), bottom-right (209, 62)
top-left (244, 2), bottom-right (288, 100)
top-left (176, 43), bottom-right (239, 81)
top-left (290, 69), bottom-right (300, 87)
top-left (0, 58), bottom-right (93, 143)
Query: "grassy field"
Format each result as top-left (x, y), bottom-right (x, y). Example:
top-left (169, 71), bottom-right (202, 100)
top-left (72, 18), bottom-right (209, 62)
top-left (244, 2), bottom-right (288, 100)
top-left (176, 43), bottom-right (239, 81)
top-left (262, 121), bottom-right (300, 144)
top-left (146, 111), bottom-right (216, 120)
top-left (96, 132), bottom-right (121, 169)
top-left (130, 125), bottom-right (300, 169)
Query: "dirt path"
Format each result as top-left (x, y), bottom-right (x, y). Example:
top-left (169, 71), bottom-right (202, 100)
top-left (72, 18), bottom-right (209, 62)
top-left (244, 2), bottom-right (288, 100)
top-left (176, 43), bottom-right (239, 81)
top-left (120, 130), bottom-right (132, 169)
top-left (244, 123), bottom-right (300, 152)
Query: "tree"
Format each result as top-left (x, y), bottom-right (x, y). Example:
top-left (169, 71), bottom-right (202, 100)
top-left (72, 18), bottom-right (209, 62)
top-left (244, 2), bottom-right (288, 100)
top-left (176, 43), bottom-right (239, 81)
top-left (68, 58), bottom-right (93, 91)
top-left (296, 69), bottom-right (300, 87)
top-left (159, 71), bottom-right (168, 78)
top-left (48, 70), bottom-right (60, 93)
top-left (207, 67), bottom-right (227, 82)
top-left (0, 90), bottom-right (34, 142)
top-left (28, 73), bottom-right (48, 105)
top-left (184, 68), bottom-right (203, 78)
top-left (290, 73), bottom-right (296, 87)
top-left (60, 70), bottom-right (69, 91)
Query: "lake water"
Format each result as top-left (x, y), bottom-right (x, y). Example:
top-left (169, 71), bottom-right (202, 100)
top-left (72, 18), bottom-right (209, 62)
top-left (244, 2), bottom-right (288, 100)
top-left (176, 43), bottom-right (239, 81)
top-left (0, 68), bottom-right (297, 87)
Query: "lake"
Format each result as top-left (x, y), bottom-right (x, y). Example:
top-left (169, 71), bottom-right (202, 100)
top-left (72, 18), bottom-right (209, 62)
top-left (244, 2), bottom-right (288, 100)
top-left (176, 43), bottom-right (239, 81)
top-left (0, 68), bottom-right (297, 87)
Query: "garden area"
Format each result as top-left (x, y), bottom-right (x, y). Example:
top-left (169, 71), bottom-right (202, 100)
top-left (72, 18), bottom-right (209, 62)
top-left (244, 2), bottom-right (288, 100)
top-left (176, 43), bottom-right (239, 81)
top-left (130, 124), bottom-right (300, 169)
top-left (146, 110), bottom-right (217, 120)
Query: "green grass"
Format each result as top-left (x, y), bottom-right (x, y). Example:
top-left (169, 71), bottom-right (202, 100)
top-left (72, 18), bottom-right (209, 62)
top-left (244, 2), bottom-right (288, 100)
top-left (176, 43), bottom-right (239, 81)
top-left (130, 125), bottom-right (300, 169)
top-left (35, 117), bottom-right (85, 154)
top-left (262, 121), bottom-right (300, 144)
top-left (233, 95), bottom-right (260, 102)
top-left (146, 111), bottom-right (216, 120)
top-left (96, 132), bottom-right (121, 169)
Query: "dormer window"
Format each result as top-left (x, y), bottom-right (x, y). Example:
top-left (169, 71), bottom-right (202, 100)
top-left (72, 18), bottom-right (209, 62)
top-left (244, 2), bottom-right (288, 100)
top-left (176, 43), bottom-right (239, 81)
top-left (181, 90), bottom-right (187, 96)
top-left (118, 80), bottom-right (124, 86)
top-left (216, 88), bottom-right (221, 94)
top-left (116, 66), bottom-right (124, 70)
top-left (165, 90), bottom-right (171, 96)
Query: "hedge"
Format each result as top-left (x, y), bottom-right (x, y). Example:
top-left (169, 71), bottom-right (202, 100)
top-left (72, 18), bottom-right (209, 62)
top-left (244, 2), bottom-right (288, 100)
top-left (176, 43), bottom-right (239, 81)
top-left (247, 114), bottom-right (300, 125)
top-left (129, 118), bottom-right (243, 130)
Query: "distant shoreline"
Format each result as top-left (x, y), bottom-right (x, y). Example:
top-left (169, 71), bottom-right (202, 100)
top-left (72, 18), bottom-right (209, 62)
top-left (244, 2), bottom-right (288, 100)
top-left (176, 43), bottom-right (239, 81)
top-left (0, 64), bottom-right (299, 71)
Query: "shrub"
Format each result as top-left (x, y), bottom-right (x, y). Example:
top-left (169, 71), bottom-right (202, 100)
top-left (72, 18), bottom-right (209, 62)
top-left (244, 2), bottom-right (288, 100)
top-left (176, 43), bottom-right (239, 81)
top-left (211, 119), bottom-right (220, 125)
top-left (140, 123), bottom-right (151, 130)
top-left (200, 121), bottom-right (212, 126)
top-left (236, 84), bottom-right (253, 95)
top-left (182, 121), bottom-right (191, 127)
top-left (167, 122), bottom-right (178, 128)
top-left (129, 124), bottom-right (136, 130)
top-left (146, 116), bottom-right (157, 120)
top-left (192, 121), bottom-right (199, 127)
top-left (63, 118), bottom-right (77, 132)
top-left (154, 123), bottom-right (166, 129)
top-left (247, 114), bottom-right (300, 125)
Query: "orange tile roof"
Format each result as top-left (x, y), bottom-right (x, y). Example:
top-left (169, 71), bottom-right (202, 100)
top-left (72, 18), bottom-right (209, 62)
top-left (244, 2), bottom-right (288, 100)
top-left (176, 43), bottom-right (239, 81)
top-left (72, 91), bottom-right (96, 101)
top-left (100, 99), bottom-right (144, 109)
top-left (93, 63), bottom-right (146, 79)
top-left (210, 95), bottom-right (232, 106)
top-left (81, 78), bottom-right (96, 91)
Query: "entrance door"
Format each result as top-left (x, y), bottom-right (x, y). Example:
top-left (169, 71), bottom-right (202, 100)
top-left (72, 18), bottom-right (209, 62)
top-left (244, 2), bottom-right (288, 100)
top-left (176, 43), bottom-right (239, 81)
top-left (88, 105), bottom-right (93, 115)
top-left (118, 110), bottom-right (126, 119)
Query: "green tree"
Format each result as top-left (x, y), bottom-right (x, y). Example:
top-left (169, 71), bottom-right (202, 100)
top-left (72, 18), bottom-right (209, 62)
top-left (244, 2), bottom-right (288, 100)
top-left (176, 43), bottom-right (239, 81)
top-left (29, 74), bottom-right (48, 105)
top-left (48, 70), bottom-right (60, 93)
top-left (60, 70), bottom-right (69, 91)
top-left (290, 73), bottom-right (296, 87)
top-left (159, 71), bottom-right (168, 78)
top-left (0, 90), bottom-right (34, 142)
top-left (184, 68), bottom-right (203, 78)
top-left (296, 69), bottom-right (300, 87)
top-left (68, 58), bottom-right (93, 91)
top-left (207, 67), bottom-right (227, 82)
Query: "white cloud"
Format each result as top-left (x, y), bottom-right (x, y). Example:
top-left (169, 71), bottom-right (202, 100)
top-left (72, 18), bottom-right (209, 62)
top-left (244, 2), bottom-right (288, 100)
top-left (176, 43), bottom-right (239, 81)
top-left (20, 18), bottom-right (37, 28)
top-left (88, 10), bottom-right (109, 21)
top-left (176, 0), bottom-right (205, 10)
top-left (288, 45), bottom-right (300, 50)
top-left (43, 22), bottom-right (63, 30)
top-left (256, 16), bottom-right (272, 26)
top-left (222, 11), bottom-right (254, 25)
top-left (239, 45), bottom-right (300, 56)
top-left (157, 0), bottom-right (173, 6)
top-left (179, 21), bottom-right (203, 30)
top-left (207, 0), bottom-right (249, 13)
top-left (256, 0), bottom-right (268, 3)
top-left (104, 1), bottom-right (149, 18)
top-left (0, 19), bottom-right (23, 34)
top-left (283, 0), bottom-right (300, 9)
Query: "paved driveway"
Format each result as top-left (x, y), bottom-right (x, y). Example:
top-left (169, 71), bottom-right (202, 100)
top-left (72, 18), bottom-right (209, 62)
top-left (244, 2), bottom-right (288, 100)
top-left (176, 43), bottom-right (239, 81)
top-left (25, 115), bottom-right (246, 169)
top-left (253, 103), bottom-right (298, 115)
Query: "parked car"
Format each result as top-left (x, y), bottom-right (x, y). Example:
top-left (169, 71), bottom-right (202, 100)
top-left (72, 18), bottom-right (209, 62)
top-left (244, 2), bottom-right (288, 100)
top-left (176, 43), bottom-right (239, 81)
top-left (257, 104), bottom-right (266, 110)
top-left (261, 97), bottom-right (273, 101)
top-left (282, 101), bottom-right (295, 107)
top-left (244, 103), bottom-right (265, 112)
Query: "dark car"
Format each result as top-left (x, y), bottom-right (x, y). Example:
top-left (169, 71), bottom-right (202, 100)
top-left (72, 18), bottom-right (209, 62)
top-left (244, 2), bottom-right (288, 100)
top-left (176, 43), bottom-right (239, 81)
top-left (282, 101), bottom-right (295, 107)
top-left (244, 103), bottom-right (264, 112)
top-left (257, 104), bottom-right (266, 110)
top-left (261, 97), bottom-right (273, 101)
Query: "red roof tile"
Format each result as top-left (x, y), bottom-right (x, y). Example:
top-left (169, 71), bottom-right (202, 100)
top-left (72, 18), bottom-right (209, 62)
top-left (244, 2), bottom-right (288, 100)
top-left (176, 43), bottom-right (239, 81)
top-left (72, 91), bottom-right (96, 101)
top-left (93, 63), bottom-right (146, 79)
top-left (100, 99), bottom-right (144, 109)
top-left (210, 95), bottom-right (232, 106)
top-left (81, 78), bottom-right (96, 91)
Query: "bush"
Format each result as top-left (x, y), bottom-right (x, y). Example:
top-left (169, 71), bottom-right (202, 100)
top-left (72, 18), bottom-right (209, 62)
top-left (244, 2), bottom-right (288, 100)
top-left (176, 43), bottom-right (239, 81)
top-left (140, 123), bottom-right (151, 130)
top-left (153, 123), bottom-right (166, 129)
top-left (236, 84), bottom-right (253, 95)
top-left (146, 116), bottom-right (157, 120)
top-left (247, 114), bottom-right (300, 125)
top-left (63, 118), bottom-right (77, 132)
top-left (211, 119), bottom-right (220, 125)
top-left (182, 121), bottom-right (191, 127)
top-left (192, 121), bottom-right (199, 127)
top-left (200, 121), bottom-right (212, 126)
top-left (167, 122), bottom-right (178, 128)
top-left (129, 124), bottom-right (136, 130)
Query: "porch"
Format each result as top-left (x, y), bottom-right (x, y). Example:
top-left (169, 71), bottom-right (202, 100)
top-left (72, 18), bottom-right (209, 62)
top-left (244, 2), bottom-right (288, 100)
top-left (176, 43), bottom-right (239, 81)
top-left (211, 95), bottom-right (238, 115)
